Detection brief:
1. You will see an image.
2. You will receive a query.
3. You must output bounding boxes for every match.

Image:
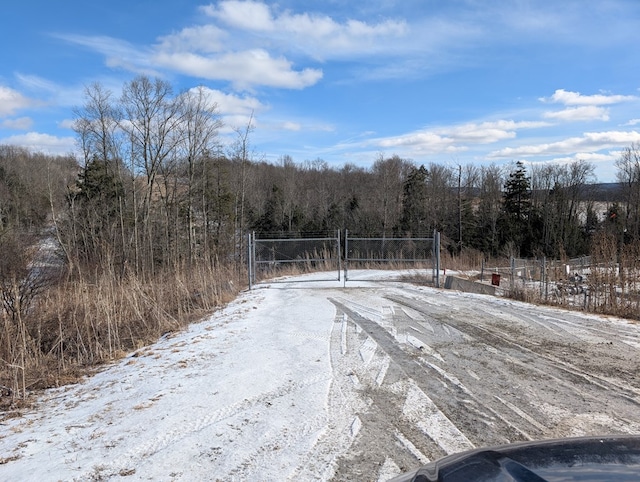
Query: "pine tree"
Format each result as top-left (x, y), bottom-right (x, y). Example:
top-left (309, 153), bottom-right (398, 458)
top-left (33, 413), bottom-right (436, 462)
top-left (399, 165), bottom-right (428, 235)
top-left (499, 161), bottom-right (537, 256)
top-left (503, 161), bottom-right (531, 220)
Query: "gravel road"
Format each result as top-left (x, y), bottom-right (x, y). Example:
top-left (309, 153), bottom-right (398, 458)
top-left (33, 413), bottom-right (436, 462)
top-left (2, 274), bottom-right (639, 481)
top-left (321, 283), bottom-right (640, 481)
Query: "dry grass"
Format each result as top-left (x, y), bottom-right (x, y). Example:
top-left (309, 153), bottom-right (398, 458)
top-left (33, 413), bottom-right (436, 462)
top-left (501, 234), bottom-right (640, 322)
top-left (0, 262), bottom-right (241, 404)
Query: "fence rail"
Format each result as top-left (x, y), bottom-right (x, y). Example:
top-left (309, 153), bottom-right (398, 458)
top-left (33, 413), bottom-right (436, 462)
top-left (344, 231), bottom-right (440, 285)
top-left (482, 255), bottom-right (640, 318)
top-left (248, 231), bottom-right (441, 287)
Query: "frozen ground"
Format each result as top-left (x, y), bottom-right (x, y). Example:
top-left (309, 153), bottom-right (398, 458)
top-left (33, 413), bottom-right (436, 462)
top-left (1, 270), bottom-right (640, 481)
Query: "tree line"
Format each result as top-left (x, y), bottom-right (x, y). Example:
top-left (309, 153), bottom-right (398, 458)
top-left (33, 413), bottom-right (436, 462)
top-left (4, 75), bottom-right (638, 277)
top-left (1, 74), bottom-right (639, 295)
top-left (2, 73), bottom-right (640, 398)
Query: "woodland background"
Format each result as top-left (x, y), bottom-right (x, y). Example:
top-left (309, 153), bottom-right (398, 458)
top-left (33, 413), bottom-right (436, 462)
top-left (2, 75), bottom-right (640, 400)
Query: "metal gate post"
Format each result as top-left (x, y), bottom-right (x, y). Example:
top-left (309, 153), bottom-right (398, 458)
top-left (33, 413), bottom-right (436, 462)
top-left (247, 232), bottom-right (253, 290)
top-left (510, 257), bottom-right (515, 291)
top-left (337, 229), bottom-right (341, 282)
top-left (434, 231), bottom-right (441, 288)
top-left (344, 229), bottom-right (349, 286)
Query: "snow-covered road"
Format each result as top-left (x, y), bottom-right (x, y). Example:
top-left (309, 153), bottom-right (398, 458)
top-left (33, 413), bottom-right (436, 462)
top-left (2, 271), bottom-right (640, 481)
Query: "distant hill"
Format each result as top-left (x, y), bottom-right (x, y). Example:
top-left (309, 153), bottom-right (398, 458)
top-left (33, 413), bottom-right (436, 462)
top-left (583, 183), bottom-right (623, 202)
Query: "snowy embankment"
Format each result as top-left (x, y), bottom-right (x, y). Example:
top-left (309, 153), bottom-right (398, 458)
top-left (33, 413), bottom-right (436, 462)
top-left (0, 272), bottom-right (358, 481)
top-left (2, 270), bottom-right (640, 481)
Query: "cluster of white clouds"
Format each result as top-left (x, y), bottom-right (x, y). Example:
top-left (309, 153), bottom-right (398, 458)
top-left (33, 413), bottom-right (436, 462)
top-left (540, 89), bottom-right (637, 122)
top-left (150, 0), bottom-right (408, 90)
top-left (368, 89), bottom-right (640, 173)
top-left (489, 131), bottom-right (640, 158)
top-left (1, 0), bottom-right (639, 181)
top-left (375, 120), bottom-right (549, 154)
top-left (201, 1), bottom-right (408, 59)
top-left (486, 90), bottom-right (640, 162)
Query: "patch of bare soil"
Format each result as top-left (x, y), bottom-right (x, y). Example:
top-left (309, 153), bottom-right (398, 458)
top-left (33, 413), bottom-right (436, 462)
top-left (324, 287), bottom-right (640, 481)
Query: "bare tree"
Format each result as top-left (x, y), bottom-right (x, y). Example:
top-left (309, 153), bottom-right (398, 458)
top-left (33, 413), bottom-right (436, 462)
top-left (372, 154), bottom-right (411, 237)
top-left (476, 164), bottom-right (503, 255)
top-left (119, 76), bottom-right (183, 274)
top-left (228, 113), bottom-right (256, 268)
top-left (73, 82), bottom-right (122, 168)
top-left (616, 144), bottom-right (640, 242)
top-left (176, 86), bottom-right (222, 263)
top-left (532, 160), bottom-right (595, 256)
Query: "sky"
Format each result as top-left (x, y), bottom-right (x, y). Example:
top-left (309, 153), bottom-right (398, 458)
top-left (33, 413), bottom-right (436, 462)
top-left (1, 1), bottom-right (639, 182)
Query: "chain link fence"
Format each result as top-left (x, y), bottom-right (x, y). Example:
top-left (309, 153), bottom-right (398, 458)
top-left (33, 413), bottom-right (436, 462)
top-left (248, 231), bottom-right (442, 287)
top-left (480, 255), bottom-right (640, 318)
top-left (248, 231), bottom-right (341, 287)
top-left (343, 231), bottom-right (440, 284)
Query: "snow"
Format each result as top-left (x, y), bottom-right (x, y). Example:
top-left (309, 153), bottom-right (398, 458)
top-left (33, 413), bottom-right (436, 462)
top-left (2, 269), bottom-right (640, 481)
top-left (1, 273), bottom-right (345, 481)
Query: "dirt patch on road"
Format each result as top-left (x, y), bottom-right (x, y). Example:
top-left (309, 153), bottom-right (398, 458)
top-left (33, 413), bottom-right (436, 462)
top-left (326, 287), bottom-right (640, 481)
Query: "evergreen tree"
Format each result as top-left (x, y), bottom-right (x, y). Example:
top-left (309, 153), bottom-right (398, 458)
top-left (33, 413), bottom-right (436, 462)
top-left (503, 161), bottom-right (531, 220)
top-left (498, 161), bottom-right (539, 256)
top-left (76, 157), bottom-right (124, 208)
top-left (70, 157), bottom-right (126, 267)
top-left (399, 165), bottom-right (428, 235)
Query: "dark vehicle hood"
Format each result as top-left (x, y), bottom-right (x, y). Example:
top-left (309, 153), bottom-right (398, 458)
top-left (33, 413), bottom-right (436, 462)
top-left (389, 435), bottom-right (640, 482)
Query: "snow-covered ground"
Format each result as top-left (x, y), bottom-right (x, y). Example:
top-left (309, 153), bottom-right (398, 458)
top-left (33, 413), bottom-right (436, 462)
top-left (2, 270), bottom-right (640, 481)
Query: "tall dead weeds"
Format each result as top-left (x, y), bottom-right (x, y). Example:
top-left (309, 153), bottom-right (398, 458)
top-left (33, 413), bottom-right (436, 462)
top-left (0, 262), bottom-right (241, 405)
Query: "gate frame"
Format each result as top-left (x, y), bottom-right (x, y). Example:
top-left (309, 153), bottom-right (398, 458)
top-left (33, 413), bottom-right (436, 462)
top-left (248, 230), bottom-right (441, 289)
top-left (343, 230), bottom-right (440, 287)
top-left (248, 230), bottom-right (341, 288)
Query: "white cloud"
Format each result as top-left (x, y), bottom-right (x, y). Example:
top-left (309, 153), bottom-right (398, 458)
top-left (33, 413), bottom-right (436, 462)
top-left (202, 0), bottom-right (407, 56)
top-left (202, 1), bottom-right (274, 31)
top-left (543, 106), bottom-right (610, 122)
top-left (0, 86), bottom-right (37, 116)
top-left (0, 132), bottom-right (76, 155)
top-left (156, 25), bottom-right (227, 54)
top-left (376, 131), bottom-right (463, 154)
top-left (196, 87), bottom-right (266, 130)
top-left (57, 34), bottom-right (162, 78)
top-left (623, 118), bottom-right (640, 126)
top-left (540, 89), bottom-right (636, 106)
top-left (373, 119), bottom-right (548, 153)
top-left (15, 73), bottom-right (60, 93)
top-left (545, 151), bottom-right (621, 165)
top-left (154, 49), bottom-right (322, 90)
top-left (1, 117), bottom-right (33, 130)
top-left (197, 87), bottom-right (265, 116)
top-left (488, 130), bottom-right (640, 158)
top-left (437, 120), bottom-right (549, 143)
top-left (58, 119), bottom-right (74, 130)
top-left (281, 121), bottom-right (301, 131)
top-left (15, 73), bottom-right (91, 109)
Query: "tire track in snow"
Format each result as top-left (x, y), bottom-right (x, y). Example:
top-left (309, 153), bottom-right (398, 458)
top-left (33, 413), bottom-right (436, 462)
top-left (388, 293), bottom-right (640, 406)
top-left (386, 292), bottom-right (640, 441)
top-left (330, 297), bottom-right (543, 448)
top-left (74, 373), bottom-right (330, 480)
top-left (289, 307), bottom-right (371, 481)
top-left (328, 299), bottom-right (482, 449)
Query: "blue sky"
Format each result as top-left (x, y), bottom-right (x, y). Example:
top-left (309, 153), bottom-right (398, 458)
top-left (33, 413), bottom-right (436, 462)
top-left (1, 1), bottom-right (639, 182)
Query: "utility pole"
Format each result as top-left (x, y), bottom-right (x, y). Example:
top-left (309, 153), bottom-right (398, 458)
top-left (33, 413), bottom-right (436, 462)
top-left (458, 164), bottom-right (463, 251)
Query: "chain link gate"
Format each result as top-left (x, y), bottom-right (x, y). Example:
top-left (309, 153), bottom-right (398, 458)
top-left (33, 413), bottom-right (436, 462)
top-left (248, 230), bottom-right (441, 288)
top-left (343, 230), bottom-right (441, 286)
top-left (247, 231), bottom-right (341, 288)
